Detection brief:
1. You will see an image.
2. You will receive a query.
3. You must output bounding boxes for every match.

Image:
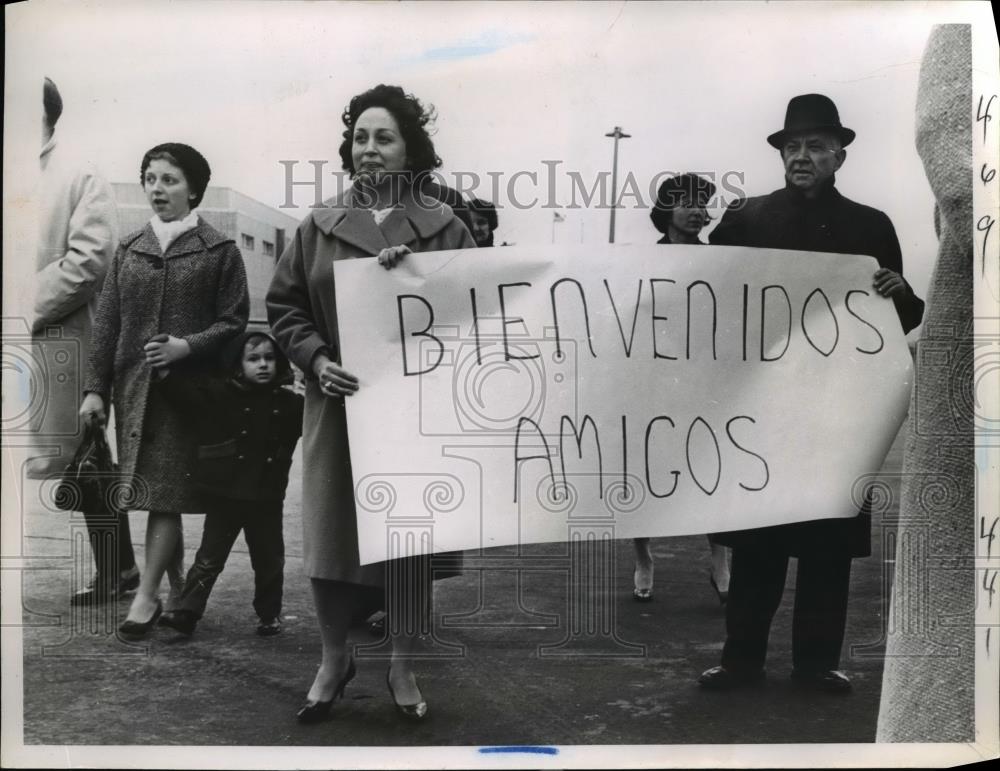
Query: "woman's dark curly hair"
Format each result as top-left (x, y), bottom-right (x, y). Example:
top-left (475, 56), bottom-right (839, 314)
top-left (649, 172), bottom-right (715, 235)
top-left (338, 84), bottom-right (442, 178)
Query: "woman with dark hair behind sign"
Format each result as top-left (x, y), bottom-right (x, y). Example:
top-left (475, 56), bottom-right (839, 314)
top-left (468, 198), bottom-right (499, 247)
top-left (632, 172), bottom-right (732, 605)
top-left (267, 84), bottom-right (474, 724)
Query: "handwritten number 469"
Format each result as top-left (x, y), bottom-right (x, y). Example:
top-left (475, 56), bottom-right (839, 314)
top-left (975, 96), bottom-right (997, 270)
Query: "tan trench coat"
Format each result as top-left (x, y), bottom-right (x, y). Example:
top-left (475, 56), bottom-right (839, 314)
top-left (29, 137), bottom-right (118, 477)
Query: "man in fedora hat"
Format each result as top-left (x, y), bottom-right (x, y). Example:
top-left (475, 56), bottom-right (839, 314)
top-left (699, 93), bottom-right (924, 693)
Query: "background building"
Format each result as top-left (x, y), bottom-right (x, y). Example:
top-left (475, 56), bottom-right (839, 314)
top-left (113, 184), bottom-right (300, 323)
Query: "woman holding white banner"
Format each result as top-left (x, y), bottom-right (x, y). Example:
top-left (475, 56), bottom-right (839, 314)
top-left (267, 84), bottom-right (474, 724)
top-left (632, 172), bottom-right (731, 604)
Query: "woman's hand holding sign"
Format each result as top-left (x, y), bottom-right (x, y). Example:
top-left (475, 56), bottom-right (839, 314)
top-left (313, 353), bottom-right (359, 398)
top-left (312, 244), bottom-right (411, 395)
top-left (377, 244), bottom-right (411, 269)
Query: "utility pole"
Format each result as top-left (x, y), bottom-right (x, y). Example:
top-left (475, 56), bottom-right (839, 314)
top-left (605, 126), bottom-right (631, 243)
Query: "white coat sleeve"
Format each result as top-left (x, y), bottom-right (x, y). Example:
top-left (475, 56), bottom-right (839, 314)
top-left (33, 170), bottom-right (118, 333)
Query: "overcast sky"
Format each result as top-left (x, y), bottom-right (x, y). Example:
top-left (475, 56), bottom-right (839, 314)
top-left (7, 0), bottom-right (990, 302)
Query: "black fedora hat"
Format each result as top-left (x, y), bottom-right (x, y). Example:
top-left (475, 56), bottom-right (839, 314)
top-left (766, 94), bottom-right (855, 149)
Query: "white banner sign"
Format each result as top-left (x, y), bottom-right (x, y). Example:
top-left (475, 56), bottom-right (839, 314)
top-left (334, 245), bottom-right (912, 565)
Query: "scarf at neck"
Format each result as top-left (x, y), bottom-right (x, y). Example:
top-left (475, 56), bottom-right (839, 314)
top-left (150, 211), bottom-right (199, 253)
top-left (369, 206), bottom-right (398, 226)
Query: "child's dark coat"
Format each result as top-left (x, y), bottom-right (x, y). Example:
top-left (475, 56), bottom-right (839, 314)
top-left (158, 339), bottom-right (303, 502)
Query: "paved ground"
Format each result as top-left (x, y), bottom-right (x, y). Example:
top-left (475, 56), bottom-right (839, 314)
top-left (12, 425), bottom-right (905, 747)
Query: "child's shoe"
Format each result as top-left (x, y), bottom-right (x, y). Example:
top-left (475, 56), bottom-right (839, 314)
top-left (257, 617), bottom-right (282, 637)
top-left (159, 609), bottom-right (197, 636)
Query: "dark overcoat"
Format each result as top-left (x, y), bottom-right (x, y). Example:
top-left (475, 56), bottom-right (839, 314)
top-left (84, 219), bottom-right (249, 512)
top-left (266, 185), bottom-right (475, 584)
top-left (708, 179), bottom-right (925, 557)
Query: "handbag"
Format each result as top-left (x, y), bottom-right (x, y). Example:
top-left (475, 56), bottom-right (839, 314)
top-left (54, 422), bottom-right (119, 512)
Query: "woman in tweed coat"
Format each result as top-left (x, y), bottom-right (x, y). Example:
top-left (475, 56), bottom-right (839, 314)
top-left (81, 143), bottom-right (249, 636)
top-left (267, 85), bottom-right (474, 722)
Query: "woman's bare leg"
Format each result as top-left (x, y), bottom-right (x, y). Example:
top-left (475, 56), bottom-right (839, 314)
top-left (708, 536), bottom-right (731, 595)
top-left (386, 557), bottom-right (431, 706)
top-left (306, 578), bottom-right (357, 702)
top-left (633, 537), bottom-right (654, 595)
top-left (124, 510), bottom-right (181, 622)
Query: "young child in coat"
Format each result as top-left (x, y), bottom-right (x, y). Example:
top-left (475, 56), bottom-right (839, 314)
top-left (156, 331), bottom-right (303, 637)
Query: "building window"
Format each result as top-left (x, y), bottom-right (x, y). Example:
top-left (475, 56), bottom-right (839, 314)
top-left (241, 234), bottom-right (255, 251)
top-left (262, 240), bottom-right (275, 257)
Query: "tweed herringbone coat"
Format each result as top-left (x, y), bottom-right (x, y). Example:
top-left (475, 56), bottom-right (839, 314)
top-left (84, 218), bottom-right (249, 512)
top-left (877, 24), bottom-right (974, 743)
top-left (266, 185), bottom-right (474, 584)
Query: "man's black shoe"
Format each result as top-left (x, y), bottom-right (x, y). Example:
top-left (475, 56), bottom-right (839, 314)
top-left (697, 665), bottom-right (766, 690)
top-left (790, 669), bottom-right (852, 693)
top-left (70, 566), bottom-right (140, 606)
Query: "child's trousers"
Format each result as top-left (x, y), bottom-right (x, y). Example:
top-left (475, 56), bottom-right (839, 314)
top-left (177, 497), bottom-right (285, 621)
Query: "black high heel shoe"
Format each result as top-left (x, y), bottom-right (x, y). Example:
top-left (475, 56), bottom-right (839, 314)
top-left (386, 667), bottom-right (428, 721)
top-left (296, 658), bottom-right (356, 724)
top-left (118, 598), bottom-right (162, 638)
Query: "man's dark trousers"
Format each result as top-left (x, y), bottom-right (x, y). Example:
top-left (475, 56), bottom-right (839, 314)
top-left (721, 547), bottom-right (853, 673)
top-left (82, 506), bottom-right (136, 586)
